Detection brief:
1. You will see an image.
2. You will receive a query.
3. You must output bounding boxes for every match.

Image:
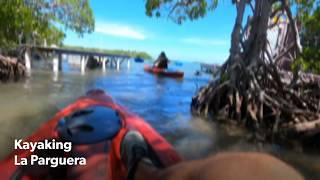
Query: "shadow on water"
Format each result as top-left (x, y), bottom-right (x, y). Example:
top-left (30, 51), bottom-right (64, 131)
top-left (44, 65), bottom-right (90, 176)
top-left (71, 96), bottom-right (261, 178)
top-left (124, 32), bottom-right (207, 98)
top-left (0, 61), bottom-right (319, 179)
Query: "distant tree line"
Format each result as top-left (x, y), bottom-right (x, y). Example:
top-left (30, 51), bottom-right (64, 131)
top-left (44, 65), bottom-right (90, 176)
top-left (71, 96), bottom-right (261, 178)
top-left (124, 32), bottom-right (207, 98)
top-left (63, 45), bottom-right (152, 60)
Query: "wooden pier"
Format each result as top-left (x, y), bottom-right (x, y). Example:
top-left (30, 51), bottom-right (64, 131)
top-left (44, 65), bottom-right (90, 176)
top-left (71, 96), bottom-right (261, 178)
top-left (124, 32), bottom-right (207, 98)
top-left (22, 45), bottom-right (132, 74)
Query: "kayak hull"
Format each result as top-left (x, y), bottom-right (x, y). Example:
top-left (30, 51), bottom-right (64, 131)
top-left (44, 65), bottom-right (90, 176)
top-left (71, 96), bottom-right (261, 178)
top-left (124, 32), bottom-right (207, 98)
top-left (0, 89), bottom-right (182, 180)
top-left (144, 65), bottom-right (184, 78)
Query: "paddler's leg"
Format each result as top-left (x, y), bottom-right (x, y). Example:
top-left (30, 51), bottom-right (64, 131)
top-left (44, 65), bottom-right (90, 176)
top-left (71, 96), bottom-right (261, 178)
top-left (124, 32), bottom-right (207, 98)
top-left (131, 158), bottom-right (159, 179)
top-left (134, 152), bottom-right (304, 180)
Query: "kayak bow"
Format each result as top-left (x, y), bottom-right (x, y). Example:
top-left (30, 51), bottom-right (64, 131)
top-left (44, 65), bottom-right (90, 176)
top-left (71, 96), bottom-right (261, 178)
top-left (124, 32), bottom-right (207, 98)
top-left (0, 89), bottom-right (182, 180)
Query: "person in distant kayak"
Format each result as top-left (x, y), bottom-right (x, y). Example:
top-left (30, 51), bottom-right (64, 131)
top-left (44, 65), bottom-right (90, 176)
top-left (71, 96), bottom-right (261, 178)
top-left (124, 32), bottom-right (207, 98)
top-left (153, 51), bottom-right (169, 69)
top-left (121, 131), bottom-right (304, 180)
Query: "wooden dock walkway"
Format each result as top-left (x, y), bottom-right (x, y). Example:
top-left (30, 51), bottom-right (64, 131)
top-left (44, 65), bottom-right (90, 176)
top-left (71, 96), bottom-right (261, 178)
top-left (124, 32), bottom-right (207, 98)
top-left (21, 45), bottom-right (132, 74)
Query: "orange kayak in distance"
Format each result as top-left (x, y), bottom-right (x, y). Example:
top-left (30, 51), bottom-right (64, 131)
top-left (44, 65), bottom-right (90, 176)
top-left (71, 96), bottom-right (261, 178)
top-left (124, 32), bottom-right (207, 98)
top-left (144, 65), bottom-right (184, 78)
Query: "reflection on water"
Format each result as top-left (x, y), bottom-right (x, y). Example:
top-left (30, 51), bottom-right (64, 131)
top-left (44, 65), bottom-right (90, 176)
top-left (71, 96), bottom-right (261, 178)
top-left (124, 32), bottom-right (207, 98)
top-left (0, 60), bottom-right (319, 179)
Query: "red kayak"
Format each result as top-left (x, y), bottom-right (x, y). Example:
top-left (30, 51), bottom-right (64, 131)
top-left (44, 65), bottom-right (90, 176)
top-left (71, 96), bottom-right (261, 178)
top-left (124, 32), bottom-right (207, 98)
top-left (144, 65), bottom-right (184, 78)
top-left (0, 89), bottom-right (182, 180)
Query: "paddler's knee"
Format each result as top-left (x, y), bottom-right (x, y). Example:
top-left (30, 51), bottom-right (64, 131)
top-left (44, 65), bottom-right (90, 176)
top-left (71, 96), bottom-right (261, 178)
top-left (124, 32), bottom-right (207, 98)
top-left (196, 152), bottom-right (304, 180)
top-left (138, 152), bottom-right (304, 180)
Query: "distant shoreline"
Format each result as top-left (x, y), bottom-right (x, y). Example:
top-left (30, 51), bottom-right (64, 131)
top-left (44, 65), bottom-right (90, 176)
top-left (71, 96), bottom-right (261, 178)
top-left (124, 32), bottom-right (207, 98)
top-left (62, 45), bottom-right (152, 60)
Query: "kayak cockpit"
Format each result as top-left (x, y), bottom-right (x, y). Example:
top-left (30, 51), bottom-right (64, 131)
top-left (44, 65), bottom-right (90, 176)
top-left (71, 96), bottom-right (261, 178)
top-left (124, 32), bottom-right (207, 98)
top-left (57, 106), bottom-right (121, 145)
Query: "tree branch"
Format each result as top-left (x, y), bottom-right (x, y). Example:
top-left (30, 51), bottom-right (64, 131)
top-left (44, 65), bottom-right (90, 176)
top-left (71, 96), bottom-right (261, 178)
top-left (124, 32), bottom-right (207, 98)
top-left (282, 0), bottom-right (302, 53)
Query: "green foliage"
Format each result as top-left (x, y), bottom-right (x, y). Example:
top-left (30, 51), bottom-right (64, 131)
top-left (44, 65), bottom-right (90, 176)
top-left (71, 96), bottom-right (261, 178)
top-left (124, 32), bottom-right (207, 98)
top-left (220, 72), bottom-right (229, 82)
top-left (145, 0), bottom-right (218, 24)
top-left (293, 0), bottom-right (320, 74)
top-left (293, 48), bottom-right (320, 73)
top-left (0, 0), bottom-right (94, 51)
top-left (26, 0), bottom-right (94, 36)
top-left (0, 0), bottom-right (33, 49)
top-left (63, 45), bottom-right (153, 60)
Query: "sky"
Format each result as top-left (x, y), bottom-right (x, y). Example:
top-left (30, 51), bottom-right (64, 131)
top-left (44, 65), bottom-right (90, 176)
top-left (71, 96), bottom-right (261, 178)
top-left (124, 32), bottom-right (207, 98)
top-left (64, 0), bottom-right (237, 64)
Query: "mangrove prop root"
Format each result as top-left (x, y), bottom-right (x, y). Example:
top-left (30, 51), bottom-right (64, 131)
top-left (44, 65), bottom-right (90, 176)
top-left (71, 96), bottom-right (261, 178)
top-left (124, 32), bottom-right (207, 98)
top-left (0, 55), bottom-right (26, 82)
top-left (191, 63), bottom-right (320, 144)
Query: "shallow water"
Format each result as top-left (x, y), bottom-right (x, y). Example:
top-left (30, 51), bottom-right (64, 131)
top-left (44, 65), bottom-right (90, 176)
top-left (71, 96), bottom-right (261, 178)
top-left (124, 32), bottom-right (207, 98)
top-left (0, 60), bottom-right (319, 179)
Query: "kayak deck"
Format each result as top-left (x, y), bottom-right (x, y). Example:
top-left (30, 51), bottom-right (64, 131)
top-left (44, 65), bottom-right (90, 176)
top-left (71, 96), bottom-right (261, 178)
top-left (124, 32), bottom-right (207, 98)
top-left (0, 89), bottom-right (182, 180)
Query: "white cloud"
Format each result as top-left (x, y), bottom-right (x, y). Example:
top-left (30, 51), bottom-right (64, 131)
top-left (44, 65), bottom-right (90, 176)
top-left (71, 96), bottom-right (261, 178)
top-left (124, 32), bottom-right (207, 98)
top-left (95, 22), bottom-right (146, 40)
top-left (182, 38), bottom-right (228, 46)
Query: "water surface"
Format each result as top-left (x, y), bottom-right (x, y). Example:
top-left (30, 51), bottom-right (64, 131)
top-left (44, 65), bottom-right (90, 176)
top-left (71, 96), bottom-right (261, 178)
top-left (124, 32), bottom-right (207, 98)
top-left (0, 60), bottom-right (319, 179)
